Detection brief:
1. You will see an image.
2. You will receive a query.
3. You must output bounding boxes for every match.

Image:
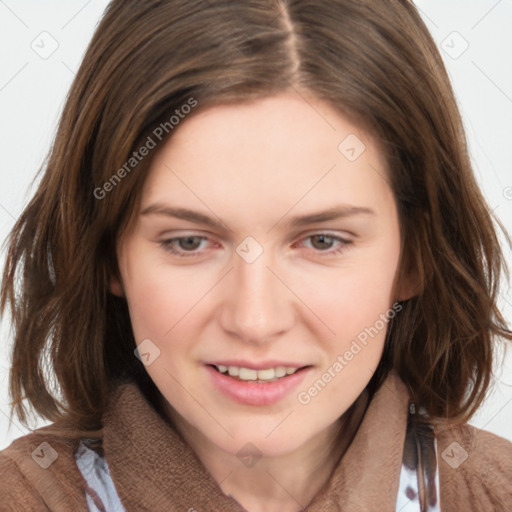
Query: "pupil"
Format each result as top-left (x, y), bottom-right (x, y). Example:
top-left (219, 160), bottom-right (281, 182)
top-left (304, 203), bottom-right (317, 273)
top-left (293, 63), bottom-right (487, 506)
top-left (311, 234), bottom-right (333, 250)
top-left (180, 236), bottom-right (201, 250)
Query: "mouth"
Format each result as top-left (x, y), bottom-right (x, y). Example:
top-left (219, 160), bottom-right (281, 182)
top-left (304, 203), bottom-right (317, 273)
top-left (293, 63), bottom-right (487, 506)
top-left (208, 363), bottom-right (311, 383)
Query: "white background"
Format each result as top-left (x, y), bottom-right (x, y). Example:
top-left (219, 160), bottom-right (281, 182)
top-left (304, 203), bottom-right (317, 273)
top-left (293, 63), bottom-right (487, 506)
top-left (0, 1), bottom-right (511, 449)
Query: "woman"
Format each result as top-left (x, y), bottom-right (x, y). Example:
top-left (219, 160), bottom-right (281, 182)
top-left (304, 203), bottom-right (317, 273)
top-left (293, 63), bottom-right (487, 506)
top-left (1, 0), bottom-right (511, 510)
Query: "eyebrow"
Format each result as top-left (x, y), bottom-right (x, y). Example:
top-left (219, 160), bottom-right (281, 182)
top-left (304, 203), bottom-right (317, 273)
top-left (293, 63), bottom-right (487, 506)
top-left (140, 203), bottom-right (375, 230)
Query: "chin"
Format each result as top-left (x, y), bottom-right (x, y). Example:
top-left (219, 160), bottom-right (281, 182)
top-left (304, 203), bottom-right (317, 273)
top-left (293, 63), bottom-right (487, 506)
top-left (214, 418), bottom-right (321, 458)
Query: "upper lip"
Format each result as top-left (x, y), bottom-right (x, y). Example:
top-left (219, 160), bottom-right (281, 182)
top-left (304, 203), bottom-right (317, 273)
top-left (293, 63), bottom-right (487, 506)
top-left (206, 360), bottom-right (310, 370)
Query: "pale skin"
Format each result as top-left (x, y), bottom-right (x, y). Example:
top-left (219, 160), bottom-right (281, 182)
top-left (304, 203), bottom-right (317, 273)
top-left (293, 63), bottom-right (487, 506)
top-left (111, 89), bottom-right (414, 512)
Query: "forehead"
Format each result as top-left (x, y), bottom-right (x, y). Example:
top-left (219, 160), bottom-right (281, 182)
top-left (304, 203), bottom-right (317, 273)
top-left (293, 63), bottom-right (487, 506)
top-left (159, 91), bottom-right (385, 168)
top-left (138, 91), bottom-right (394, 227)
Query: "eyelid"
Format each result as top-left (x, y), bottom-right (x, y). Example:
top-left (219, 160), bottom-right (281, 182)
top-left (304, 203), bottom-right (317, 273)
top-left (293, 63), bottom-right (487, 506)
top-left (158, 231), bottom-right (354, 258)
top-left (292, 233), bottom-right (353, 252)
top-left (295, 227), bottom-right (356, 240)
top-left (160, 234), bottom-right (213, 257)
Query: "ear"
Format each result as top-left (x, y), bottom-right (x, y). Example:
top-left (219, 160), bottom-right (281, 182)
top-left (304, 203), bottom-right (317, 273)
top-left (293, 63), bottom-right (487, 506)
top-left (109, 274), bottom-right (125, 297)
top-left (109, 239), bottom-right (126, 297)
top-left (394, 259), bottom-right (422, 302)
top-left (394, 274), bottom-right (419, 302)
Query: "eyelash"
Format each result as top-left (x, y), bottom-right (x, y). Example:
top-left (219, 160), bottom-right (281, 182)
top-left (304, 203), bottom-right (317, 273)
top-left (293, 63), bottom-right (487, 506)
top-left (159, 233), bottom-right (352, 258)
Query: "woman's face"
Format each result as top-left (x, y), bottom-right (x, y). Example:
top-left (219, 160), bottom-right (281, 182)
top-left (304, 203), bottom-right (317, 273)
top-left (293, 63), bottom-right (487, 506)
top-left (113, 90), bottom-right (408, 458)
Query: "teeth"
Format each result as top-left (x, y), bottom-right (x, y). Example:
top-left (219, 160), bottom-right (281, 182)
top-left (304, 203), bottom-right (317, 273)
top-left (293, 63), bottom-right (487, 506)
top-left (275, 366), bottom-right (287, 378)
top-left (257, 368), bottom-right (275, 380)
top-left (239, 368), bottom-right (258, 380)
top-left (216, 365), bottom-right (300, 381)
top-left (228, 366), bottom-right (239, 377)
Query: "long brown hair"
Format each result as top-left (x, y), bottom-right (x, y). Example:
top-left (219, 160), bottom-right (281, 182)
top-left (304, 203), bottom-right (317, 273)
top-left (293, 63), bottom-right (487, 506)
top-left (2, 0), bottom-right (511, 436)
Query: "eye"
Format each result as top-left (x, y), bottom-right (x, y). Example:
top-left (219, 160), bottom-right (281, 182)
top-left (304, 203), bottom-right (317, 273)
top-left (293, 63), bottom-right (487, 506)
top-left (297, 233), bottom-right (352, 255)
top-left (159, 232), bottom-right (353, 259)
top-left (160, 235), bottom-right (210, 257)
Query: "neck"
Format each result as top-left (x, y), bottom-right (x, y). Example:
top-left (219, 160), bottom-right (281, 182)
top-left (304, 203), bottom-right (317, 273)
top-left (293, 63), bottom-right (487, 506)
top-left (159, 390), bottom-right (370, 512)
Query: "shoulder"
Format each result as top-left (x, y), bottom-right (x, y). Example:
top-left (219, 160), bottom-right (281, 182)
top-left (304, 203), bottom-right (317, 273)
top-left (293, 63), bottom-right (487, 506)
top-left (0, 427), bottom-right (89, 511)
top-left (0, 443), bottom-right (44, 510)
top-left (434, 421), bottom-right (512, 511)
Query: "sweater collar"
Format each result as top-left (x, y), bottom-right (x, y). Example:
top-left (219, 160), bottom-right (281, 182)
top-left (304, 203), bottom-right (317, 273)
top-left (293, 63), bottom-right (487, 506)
top-left (103, 372), bottom-right (409, 511)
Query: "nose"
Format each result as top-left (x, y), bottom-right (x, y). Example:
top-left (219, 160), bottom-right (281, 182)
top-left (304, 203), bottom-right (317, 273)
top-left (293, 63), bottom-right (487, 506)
top-left (218, 247), bottom-right (295, 345)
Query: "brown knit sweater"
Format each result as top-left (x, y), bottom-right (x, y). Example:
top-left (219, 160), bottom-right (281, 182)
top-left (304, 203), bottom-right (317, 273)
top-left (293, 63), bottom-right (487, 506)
top-left (1, 373), bottom-right (511, 511)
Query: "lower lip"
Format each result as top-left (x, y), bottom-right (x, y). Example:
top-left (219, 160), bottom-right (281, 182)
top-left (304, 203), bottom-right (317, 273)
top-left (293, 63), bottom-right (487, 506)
top-left (206, 365), bottom-right (311, 406)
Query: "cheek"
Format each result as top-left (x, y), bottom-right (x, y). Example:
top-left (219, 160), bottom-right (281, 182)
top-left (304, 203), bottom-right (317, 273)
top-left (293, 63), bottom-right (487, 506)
top-left (298, 239), bottom-right (401, 341)
top-left (324, 270), bottom-right (397, 337)
top-left (120, 247), bottom-right (200, 341)
top-left (294, 257), bottom-right (399, 415)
